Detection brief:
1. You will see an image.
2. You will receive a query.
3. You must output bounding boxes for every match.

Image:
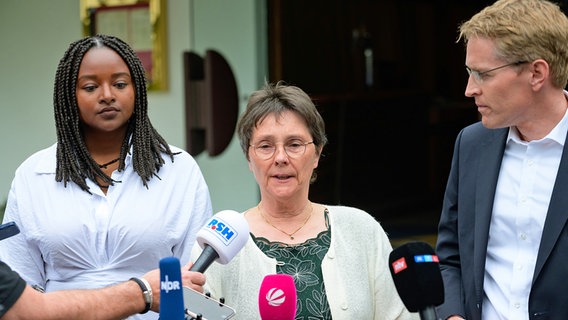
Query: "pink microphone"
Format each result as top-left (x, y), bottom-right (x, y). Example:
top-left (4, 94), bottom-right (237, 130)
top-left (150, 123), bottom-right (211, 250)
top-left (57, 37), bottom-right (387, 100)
top-left (258, 274), bottom-right (297, 320)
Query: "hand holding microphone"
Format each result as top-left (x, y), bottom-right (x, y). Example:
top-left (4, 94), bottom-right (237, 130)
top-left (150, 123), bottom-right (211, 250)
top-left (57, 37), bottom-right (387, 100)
top-left (159, 256), bottom-right (235, 320)
top-left (388, 241), bottom-right (444, 320)
top-left (159, 256), bottom-right (185, 320)
top-left (190, 210), bottom-right (250, 273)
top-left (181, 210), bottom-right (249, 319)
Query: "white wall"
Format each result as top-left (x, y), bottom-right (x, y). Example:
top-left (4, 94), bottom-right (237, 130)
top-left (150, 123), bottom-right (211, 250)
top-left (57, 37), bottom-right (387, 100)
top-left (0, 0), bottom-right (263, 213)
top-left (189, 0), bottom-right (265, 212)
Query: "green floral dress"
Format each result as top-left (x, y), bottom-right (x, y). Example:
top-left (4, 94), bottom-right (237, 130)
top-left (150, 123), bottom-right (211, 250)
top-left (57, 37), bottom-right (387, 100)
top-left (252, 209), bottom-right (332, 319)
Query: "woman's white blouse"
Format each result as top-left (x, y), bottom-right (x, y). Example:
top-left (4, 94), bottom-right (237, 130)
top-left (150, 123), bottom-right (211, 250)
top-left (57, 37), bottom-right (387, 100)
top-left (0, 143), bottom-right (212, 319)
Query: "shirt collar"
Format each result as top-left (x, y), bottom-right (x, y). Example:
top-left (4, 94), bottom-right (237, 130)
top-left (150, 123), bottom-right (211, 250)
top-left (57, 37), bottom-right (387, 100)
top-left (507, 91), bottom-right (568, 146)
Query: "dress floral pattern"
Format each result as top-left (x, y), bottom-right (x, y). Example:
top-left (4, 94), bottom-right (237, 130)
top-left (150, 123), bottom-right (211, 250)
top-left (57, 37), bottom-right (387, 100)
top-left (253, 209), bottom-right (332, 319)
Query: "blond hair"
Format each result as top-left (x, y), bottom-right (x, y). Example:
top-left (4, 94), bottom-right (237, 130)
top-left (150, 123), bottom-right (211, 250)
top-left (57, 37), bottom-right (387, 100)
top-left (458, 0), bottom-right (568, 88)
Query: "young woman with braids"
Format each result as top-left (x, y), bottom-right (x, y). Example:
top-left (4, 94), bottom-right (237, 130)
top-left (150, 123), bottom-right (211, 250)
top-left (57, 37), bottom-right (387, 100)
top-left (0, 35), bottom-right (212, 319)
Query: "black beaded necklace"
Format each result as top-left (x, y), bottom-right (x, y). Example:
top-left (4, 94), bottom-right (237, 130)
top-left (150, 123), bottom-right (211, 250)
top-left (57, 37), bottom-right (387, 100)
top-left (98, 157), bottom-right (120, 169)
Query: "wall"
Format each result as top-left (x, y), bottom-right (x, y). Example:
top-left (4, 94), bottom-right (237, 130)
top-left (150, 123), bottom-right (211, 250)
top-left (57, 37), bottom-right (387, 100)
top-left (189, 0), bottom-right (265, 212)
top-left (0, 0), bottom-right (263, 213)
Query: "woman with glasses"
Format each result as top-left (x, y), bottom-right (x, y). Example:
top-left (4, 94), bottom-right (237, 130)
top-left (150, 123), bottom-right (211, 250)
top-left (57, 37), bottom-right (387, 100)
top-left (191, 81), bottom-right (417, 319)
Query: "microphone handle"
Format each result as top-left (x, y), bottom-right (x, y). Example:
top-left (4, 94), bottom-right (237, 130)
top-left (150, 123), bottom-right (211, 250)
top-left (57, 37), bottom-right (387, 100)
top-left (419, 305), bottom-right (439, 320)
top-left (190, 245), bottom-right (220, 272)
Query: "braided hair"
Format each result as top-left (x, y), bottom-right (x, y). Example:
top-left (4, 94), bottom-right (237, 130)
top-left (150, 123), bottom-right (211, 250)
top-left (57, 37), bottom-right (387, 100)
top-left (53, 34), bottom-right (175, 193)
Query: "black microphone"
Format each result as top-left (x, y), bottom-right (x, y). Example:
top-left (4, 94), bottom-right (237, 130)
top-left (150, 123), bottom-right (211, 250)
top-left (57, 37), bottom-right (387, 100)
top-left (388, 241), bottom-right (444, 320)
top-left (0, 221), bottom-right (20, 241)
top-left (190, 210), bottom-right (249, 272)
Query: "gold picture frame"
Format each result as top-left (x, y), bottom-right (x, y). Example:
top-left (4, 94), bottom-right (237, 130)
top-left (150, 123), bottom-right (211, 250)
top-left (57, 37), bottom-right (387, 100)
top-left (80, 0), bottom-right (168, 91)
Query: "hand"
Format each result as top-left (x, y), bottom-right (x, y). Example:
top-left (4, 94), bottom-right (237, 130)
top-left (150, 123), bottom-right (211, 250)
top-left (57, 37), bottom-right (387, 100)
top-left (181, 270), bottom-right (206, 293)
top-left (141, 266), bottom-right (205, 313)
top-left (182, 261), bottom-right (206, 293)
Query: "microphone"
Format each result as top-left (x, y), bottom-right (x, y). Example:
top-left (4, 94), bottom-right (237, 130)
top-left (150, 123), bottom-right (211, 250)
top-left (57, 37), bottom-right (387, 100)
top-left (159, 256), bottom-right (185, 320)
top-left (190, 210), bottom-right (250, 273)
top-left (388, 241), bottom-right (444, 320)
top-left (0, 221), bottom-right (20, 241)
top-left (258, 274), bottom-right (297, 320)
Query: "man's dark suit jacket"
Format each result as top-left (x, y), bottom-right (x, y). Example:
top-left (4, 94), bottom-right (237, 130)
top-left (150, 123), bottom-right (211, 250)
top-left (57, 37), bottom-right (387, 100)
top-left (435, 122), bottom-right (568, 320)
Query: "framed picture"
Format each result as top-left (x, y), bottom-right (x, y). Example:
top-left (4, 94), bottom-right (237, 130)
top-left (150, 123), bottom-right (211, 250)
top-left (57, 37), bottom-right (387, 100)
top-left (80, 0), bottom-right (167, 91)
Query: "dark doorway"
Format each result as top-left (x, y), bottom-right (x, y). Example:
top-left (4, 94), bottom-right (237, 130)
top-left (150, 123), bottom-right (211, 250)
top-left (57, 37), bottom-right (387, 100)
top-left (266, 0), bottom-right (493, 240)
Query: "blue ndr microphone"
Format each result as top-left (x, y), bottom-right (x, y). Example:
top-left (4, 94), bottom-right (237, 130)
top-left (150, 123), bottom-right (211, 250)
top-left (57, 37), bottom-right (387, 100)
top-left (159, 256), bottom-right (185, 320)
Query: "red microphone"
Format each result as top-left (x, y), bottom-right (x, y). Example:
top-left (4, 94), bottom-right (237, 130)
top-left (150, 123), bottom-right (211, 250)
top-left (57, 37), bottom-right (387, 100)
top-left (258, 274), bottom-right (297, 320)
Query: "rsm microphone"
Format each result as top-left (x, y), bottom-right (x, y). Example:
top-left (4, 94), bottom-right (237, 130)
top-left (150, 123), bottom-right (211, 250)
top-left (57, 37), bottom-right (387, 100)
top-left (190, 210), bottom-right (250, 273)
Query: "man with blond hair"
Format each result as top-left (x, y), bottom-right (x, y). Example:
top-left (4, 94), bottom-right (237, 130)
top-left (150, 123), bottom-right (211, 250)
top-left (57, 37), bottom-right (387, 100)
top-left (436, 0), bottom-right (568, 319)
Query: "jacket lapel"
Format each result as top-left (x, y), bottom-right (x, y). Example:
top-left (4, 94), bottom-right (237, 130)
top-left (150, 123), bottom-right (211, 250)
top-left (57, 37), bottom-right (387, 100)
top-left (533, 135), bottom-right (568, 281)
top-left (473, 128), bottom-right (508, 303)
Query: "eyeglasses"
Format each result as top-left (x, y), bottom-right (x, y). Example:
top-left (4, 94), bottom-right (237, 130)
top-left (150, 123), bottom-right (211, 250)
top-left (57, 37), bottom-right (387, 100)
top-left (465, 61), bottom-right (527, 83)
top-left (250, 140), bottom-right (314, 160)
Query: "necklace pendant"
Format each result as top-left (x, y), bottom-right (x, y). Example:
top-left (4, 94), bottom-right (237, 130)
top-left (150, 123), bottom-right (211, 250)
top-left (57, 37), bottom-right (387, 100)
top-left (290, 236), bottom-right (294, 240)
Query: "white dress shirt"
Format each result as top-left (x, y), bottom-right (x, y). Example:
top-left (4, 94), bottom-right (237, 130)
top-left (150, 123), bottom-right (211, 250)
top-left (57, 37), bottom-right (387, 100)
top-left (0, 143), bottom-right (212, 320)
top-left (483, 108), bottom-right (568, 320)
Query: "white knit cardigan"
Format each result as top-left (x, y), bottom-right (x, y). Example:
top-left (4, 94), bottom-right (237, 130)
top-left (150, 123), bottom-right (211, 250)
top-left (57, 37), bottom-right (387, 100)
top-left (190, 205), bottom-right (419, 320)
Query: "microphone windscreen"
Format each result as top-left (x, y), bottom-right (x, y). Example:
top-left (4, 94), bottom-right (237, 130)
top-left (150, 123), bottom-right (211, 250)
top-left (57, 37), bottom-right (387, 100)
top-left (258, 274), bottom-right (297, 320)
top-left (159, 256), bottom-right (185, 320)
top-left (388, 241), bottom-right (444, 312)
top-left (195, 210), bottom-right (250, 264)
